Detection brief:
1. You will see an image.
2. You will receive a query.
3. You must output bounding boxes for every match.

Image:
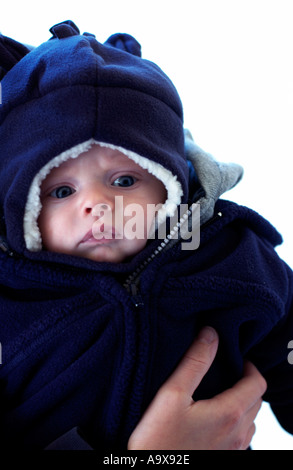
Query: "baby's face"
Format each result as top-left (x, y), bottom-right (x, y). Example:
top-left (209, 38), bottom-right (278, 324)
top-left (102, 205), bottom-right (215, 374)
top-left (38, 145), bottom-right (167, 263)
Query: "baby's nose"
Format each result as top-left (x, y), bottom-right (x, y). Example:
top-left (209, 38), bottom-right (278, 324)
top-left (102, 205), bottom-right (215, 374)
top-left (84, 186), bottom-right (114, 214)
top-left (85, 203), bottom-right (110, 215)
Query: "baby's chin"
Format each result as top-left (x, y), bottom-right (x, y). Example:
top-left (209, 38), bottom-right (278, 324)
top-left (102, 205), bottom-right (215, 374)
top-left (77, 251), bottom-right (129, 263)
top-left (73, 239), bottom-right (148, 263)
top-left (42, 236), bottom-right (148, 263)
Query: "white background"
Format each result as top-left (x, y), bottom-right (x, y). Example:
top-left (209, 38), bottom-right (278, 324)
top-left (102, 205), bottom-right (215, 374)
top-left (1, 0), bottom-right (293, 450)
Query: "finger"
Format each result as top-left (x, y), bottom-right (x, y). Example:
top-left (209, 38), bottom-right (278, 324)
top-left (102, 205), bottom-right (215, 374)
top-left (214, 362), bottom-right (267, 416)
top-left (238, 362), bottom-right (267, 408)
top-left (240, 397), bottom-right (263, 435)
top-left (236, 399), bottom-right (262, 449)
top-left (243, 362), bottom-right (267, 396)
top-left (242, 423), bottom-right (256, 450)
top-left (163, 327), bottom-right (219, 398)
top-left (247, 397), bottom-right (263, 423)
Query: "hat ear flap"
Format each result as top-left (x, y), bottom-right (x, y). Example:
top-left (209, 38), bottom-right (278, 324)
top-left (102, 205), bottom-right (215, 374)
top-left (49, 20), bottom-right (80, 39)
top-left (0, 34), bottom-right (30, 79)
top-left (105, 33), bottom-right (141, 57)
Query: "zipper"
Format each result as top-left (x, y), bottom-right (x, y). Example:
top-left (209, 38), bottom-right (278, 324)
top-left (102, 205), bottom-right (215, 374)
top-left (123, 206), bottom-right (193, 297)
top-left (129, 282), bottom-right (144, 308)
top-left (124, 209), bottom-right (223, 305)
top-left (0, 237), bottom-right (13, 256)
top-left (124, 206), bottom-right (224, 305)
top-left (201, 211), bottom-right (223, 230)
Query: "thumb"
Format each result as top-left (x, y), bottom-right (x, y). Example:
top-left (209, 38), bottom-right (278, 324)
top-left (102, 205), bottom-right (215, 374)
top-left (164, 327), bottom-right (219, 398)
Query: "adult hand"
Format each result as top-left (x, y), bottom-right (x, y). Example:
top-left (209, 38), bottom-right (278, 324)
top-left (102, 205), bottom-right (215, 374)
top-left (128, 326), bottom-right (267, 450)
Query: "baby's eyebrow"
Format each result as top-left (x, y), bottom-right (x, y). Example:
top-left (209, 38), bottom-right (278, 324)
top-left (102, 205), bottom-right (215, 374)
top-left (40, 177), bottom-right (66, 195)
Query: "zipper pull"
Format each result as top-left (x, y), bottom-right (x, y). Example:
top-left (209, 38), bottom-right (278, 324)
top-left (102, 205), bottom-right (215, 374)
top-left (202, 211), bottom-right (223, 230)
top-left (0, 236), bottom-right (15, 257)
top-left (130, 283), bottom-right (144, 308)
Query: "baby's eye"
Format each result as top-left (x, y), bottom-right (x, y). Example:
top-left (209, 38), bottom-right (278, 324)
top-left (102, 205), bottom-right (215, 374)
top-left (112, 175), bottom-right (137, 187)
top-left (50, 186), bottom-right (76, 199)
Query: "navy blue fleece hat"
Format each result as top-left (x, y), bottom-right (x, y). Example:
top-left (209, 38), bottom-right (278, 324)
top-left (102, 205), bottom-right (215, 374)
top-left (0, 21), bottom-right (188, 254)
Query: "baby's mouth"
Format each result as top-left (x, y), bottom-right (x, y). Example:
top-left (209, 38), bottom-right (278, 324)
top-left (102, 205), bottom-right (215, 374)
top-left (80, 226), bottom-right (117, 244)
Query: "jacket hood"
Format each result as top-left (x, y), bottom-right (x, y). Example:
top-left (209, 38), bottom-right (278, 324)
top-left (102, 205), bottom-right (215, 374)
top-left (0, 21), bottom-right (244, 263)
top-left (0, 21), bottom-right (187, 255)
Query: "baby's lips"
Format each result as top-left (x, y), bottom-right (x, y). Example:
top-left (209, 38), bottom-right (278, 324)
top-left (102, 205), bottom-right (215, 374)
top-left (92, 224), bottom-right (116, 240)
top-left (80, 229), bottom-right (95, 243)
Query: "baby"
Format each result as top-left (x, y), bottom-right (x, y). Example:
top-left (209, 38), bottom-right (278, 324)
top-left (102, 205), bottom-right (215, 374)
top-left (0, 21), bottom-right (292, 451)
top-left (38, 144), bottom-right (166, 263)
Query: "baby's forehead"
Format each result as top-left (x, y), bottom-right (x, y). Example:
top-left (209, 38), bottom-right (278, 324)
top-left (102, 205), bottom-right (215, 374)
top-left (57, 145), bottom-right (129, 166)
top-left (41, 145), bottom-right (146, 181)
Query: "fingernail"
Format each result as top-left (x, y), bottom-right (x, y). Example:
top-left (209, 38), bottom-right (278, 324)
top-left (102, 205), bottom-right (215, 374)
top-left (199, 326), bottom-right (217, 344)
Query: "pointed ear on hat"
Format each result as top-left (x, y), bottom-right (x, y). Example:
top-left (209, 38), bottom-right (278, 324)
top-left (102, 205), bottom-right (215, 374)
top-left (49, 20), bottom-right (80, 39)
top-left (104, 33), bottom-right (141, 57)
top-left (0, 34), bottom-right (31, 79)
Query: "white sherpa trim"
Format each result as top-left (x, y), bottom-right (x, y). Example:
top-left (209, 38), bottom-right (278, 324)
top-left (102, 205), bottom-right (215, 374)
top-left (23, 139), bottom-right (183, 251)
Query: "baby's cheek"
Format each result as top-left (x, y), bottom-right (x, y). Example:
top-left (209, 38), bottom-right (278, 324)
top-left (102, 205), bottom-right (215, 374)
top-left (37, 207), bottom-right (61, 252)
top-left (123, 237), bottom-right (148, 259)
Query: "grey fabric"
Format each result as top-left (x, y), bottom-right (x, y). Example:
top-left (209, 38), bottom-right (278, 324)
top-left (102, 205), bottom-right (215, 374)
top-left (184, 129), bottom-right (244, 224)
